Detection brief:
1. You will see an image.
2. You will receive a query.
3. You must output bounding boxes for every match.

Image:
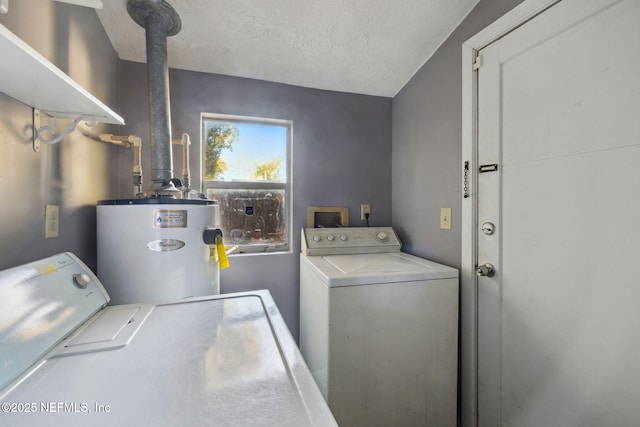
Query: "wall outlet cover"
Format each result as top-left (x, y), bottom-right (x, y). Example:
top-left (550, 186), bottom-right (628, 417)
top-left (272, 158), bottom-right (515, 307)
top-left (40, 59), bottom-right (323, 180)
top-left (360, 204), bottom-right (371, 220)
top-left (45, 204), bottom-right (59, 238)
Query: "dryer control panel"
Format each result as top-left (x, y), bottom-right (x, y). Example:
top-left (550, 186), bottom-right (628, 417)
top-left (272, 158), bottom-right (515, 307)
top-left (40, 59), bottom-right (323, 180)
top-left (301, 227), bottom-right (401, 256)
top-left (0, 253), bottom-right (110, 391)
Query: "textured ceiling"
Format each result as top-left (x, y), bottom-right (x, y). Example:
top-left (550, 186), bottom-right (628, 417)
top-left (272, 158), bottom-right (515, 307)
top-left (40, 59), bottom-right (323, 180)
top-left (97, 0), bottom-right (480, 97)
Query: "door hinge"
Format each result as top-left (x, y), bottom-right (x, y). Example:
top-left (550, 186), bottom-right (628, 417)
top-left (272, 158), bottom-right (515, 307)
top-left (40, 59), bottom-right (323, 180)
top-left (472, 55), bottom-right (483, 71)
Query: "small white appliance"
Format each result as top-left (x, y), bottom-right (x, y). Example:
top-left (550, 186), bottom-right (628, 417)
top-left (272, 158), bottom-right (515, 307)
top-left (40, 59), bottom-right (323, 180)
top-left (299, 227), bottom-right (459, 427)
top-left (97, 199), bottom-right (220, 304)
top-left (0, 253), bottom-right (337, 426)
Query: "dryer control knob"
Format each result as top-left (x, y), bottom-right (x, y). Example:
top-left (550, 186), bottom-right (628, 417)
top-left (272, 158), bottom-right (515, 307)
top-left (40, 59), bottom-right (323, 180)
top-left (327, 235), bottom-right (335, 241)
top-left (313, 235), bottom-right (321, 242)
top-left (376, 231), bottom-right (388, 242)
top-left (73, 273), bottom-right (91, 289)
top-left (340, 234), bottom-right (348, 241)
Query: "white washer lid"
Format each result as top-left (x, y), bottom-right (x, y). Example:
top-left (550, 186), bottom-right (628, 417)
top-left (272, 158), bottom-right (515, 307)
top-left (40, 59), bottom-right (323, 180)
top-left (302, 252), bottom-right (458, 287)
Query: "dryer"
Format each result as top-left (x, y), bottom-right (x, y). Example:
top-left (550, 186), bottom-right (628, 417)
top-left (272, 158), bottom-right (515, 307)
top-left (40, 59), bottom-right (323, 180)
top-left (299, 227), bottom-right (458, 427)
top-left (0, 253), bottom-right (336, 426)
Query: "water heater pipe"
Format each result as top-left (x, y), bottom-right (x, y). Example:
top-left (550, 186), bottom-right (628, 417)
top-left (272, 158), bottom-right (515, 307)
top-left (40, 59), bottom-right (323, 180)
top-left (100, 133), bottom-right (144, 196)
top-left (127, 0), bottom-right (181, 193)
top-left (180, 133), bottom-right (190, 190)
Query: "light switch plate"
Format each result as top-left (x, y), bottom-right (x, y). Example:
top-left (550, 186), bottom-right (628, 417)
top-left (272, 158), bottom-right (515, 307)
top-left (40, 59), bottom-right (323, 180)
top-left (440, 208), bottom-right (451, 230)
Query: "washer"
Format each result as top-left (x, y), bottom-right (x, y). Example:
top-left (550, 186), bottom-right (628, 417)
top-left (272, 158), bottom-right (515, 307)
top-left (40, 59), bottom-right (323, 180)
top-left (0, 253), bottom-right (336, 426)
top-left (299, 227), bottom-right (458, 427)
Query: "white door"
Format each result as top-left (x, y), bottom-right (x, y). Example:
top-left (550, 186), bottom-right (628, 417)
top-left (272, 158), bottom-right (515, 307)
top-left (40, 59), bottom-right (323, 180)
top-left (475, 0), bottom-right (640, 425)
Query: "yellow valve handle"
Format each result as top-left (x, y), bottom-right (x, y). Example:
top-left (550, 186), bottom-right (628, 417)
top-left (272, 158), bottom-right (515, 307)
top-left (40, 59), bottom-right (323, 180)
top-left (215, 235), bottom-right (230, 270)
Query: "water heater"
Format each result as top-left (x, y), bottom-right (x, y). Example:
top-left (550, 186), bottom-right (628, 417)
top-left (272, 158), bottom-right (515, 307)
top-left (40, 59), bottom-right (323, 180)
top-left (97, 199), bottom-right (220, 304)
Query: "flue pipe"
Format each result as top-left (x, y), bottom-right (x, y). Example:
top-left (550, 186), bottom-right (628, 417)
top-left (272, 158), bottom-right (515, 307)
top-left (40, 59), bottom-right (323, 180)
top-left (127, 0), bottom-right (181, 193)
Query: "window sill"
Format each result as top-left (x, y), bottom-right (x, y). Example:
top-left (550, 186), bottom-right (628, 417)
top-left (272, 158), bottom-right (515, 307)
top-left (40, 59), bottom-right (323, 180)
top-left (227, 244), bottom-right (290, 255)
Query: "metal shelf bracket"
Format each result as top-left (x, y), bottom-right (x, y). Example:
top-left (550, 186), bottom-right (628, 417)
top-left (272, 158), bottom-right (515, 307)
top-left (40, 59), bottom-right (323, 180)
top-left (33, 109), bottom-right (97, 151)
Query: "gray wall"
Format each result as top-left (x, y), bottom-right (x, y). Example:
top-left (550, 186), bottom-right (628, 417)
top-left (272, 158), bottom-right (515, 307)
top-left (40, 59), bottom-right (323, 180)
top-left (390, 0), bottom-right (524, 425)
top-left (117, 62), bottom-right (392, 338)
top-left (0, 1), bottom-right (121, 271)
top-left (392, 0), bottom-right (524, 269)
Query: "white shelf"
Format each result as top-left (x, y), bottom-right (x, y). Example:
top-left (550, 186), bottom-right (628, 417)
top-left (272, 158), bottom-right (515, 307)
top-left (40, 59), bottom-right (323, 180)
top-left (0, 23), bottom-right (124, 125)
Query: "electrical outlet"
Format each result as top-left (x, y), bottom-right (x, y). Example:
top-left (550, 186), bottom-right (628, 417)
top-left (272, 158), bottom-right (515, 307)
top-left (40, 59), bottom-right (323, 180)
top-left (361, 204), bottom-right (371, 220)
top-left (440, 208), bottom-right (451, 230)
top-left (45, 204), bottom-right (59, 238)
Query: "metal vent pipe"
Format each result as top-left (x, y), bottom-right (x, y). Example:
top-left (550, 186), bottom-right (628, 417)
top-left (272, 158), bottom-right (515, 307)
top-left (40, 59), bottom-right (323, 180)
top-left (127, 0), bottom-right (181, 191)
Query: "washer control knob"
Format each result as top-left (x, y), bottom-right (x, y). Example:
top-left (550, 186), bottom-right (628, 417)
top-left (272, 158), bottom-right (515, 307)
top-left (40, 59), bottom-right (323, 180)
top-left (313, 235), bottom-right (321, 242)
top-left (73, 273), bottom-right (91, 289)
top-left (340, 234), bottom-right (348, 241)
top-left (376, 231), bottom-right (388, 242)
top-left (327, 235), bottom-right (335, 241)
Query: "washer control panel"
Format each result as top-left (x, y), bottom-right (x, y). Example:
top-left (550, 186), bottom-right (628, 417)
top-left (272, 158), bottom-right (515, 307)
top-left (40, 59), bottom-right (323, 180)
top-left (301, 227), bottom-right (401, 256)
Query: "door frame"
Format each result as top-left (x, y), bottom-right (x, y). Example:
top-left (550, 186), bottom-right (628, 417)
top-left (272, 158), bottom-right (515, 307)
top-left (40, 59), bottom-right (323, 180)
top-left (460, 1), bottom-right (561, 426)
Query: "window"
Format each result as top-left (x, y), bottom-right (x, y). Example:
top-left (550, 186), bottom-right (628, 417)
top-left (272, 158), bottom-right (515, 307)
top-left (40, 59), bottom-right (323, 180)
top-left (201, 114), bottom-right (291, 254)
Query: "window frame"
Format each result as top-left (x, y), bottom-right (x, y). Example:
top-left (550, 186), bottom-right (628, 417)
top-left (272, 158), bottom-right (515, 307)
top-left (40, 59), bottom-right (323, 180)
top-left (200, 113), bottom-right (293, 255)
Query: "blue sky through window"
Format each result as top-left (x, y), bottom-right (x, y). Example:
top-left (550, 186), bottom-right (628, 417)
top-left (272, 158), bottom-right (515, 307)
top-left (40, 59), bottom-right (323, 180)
top-left (217, 122), bottom-right (287, 182)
